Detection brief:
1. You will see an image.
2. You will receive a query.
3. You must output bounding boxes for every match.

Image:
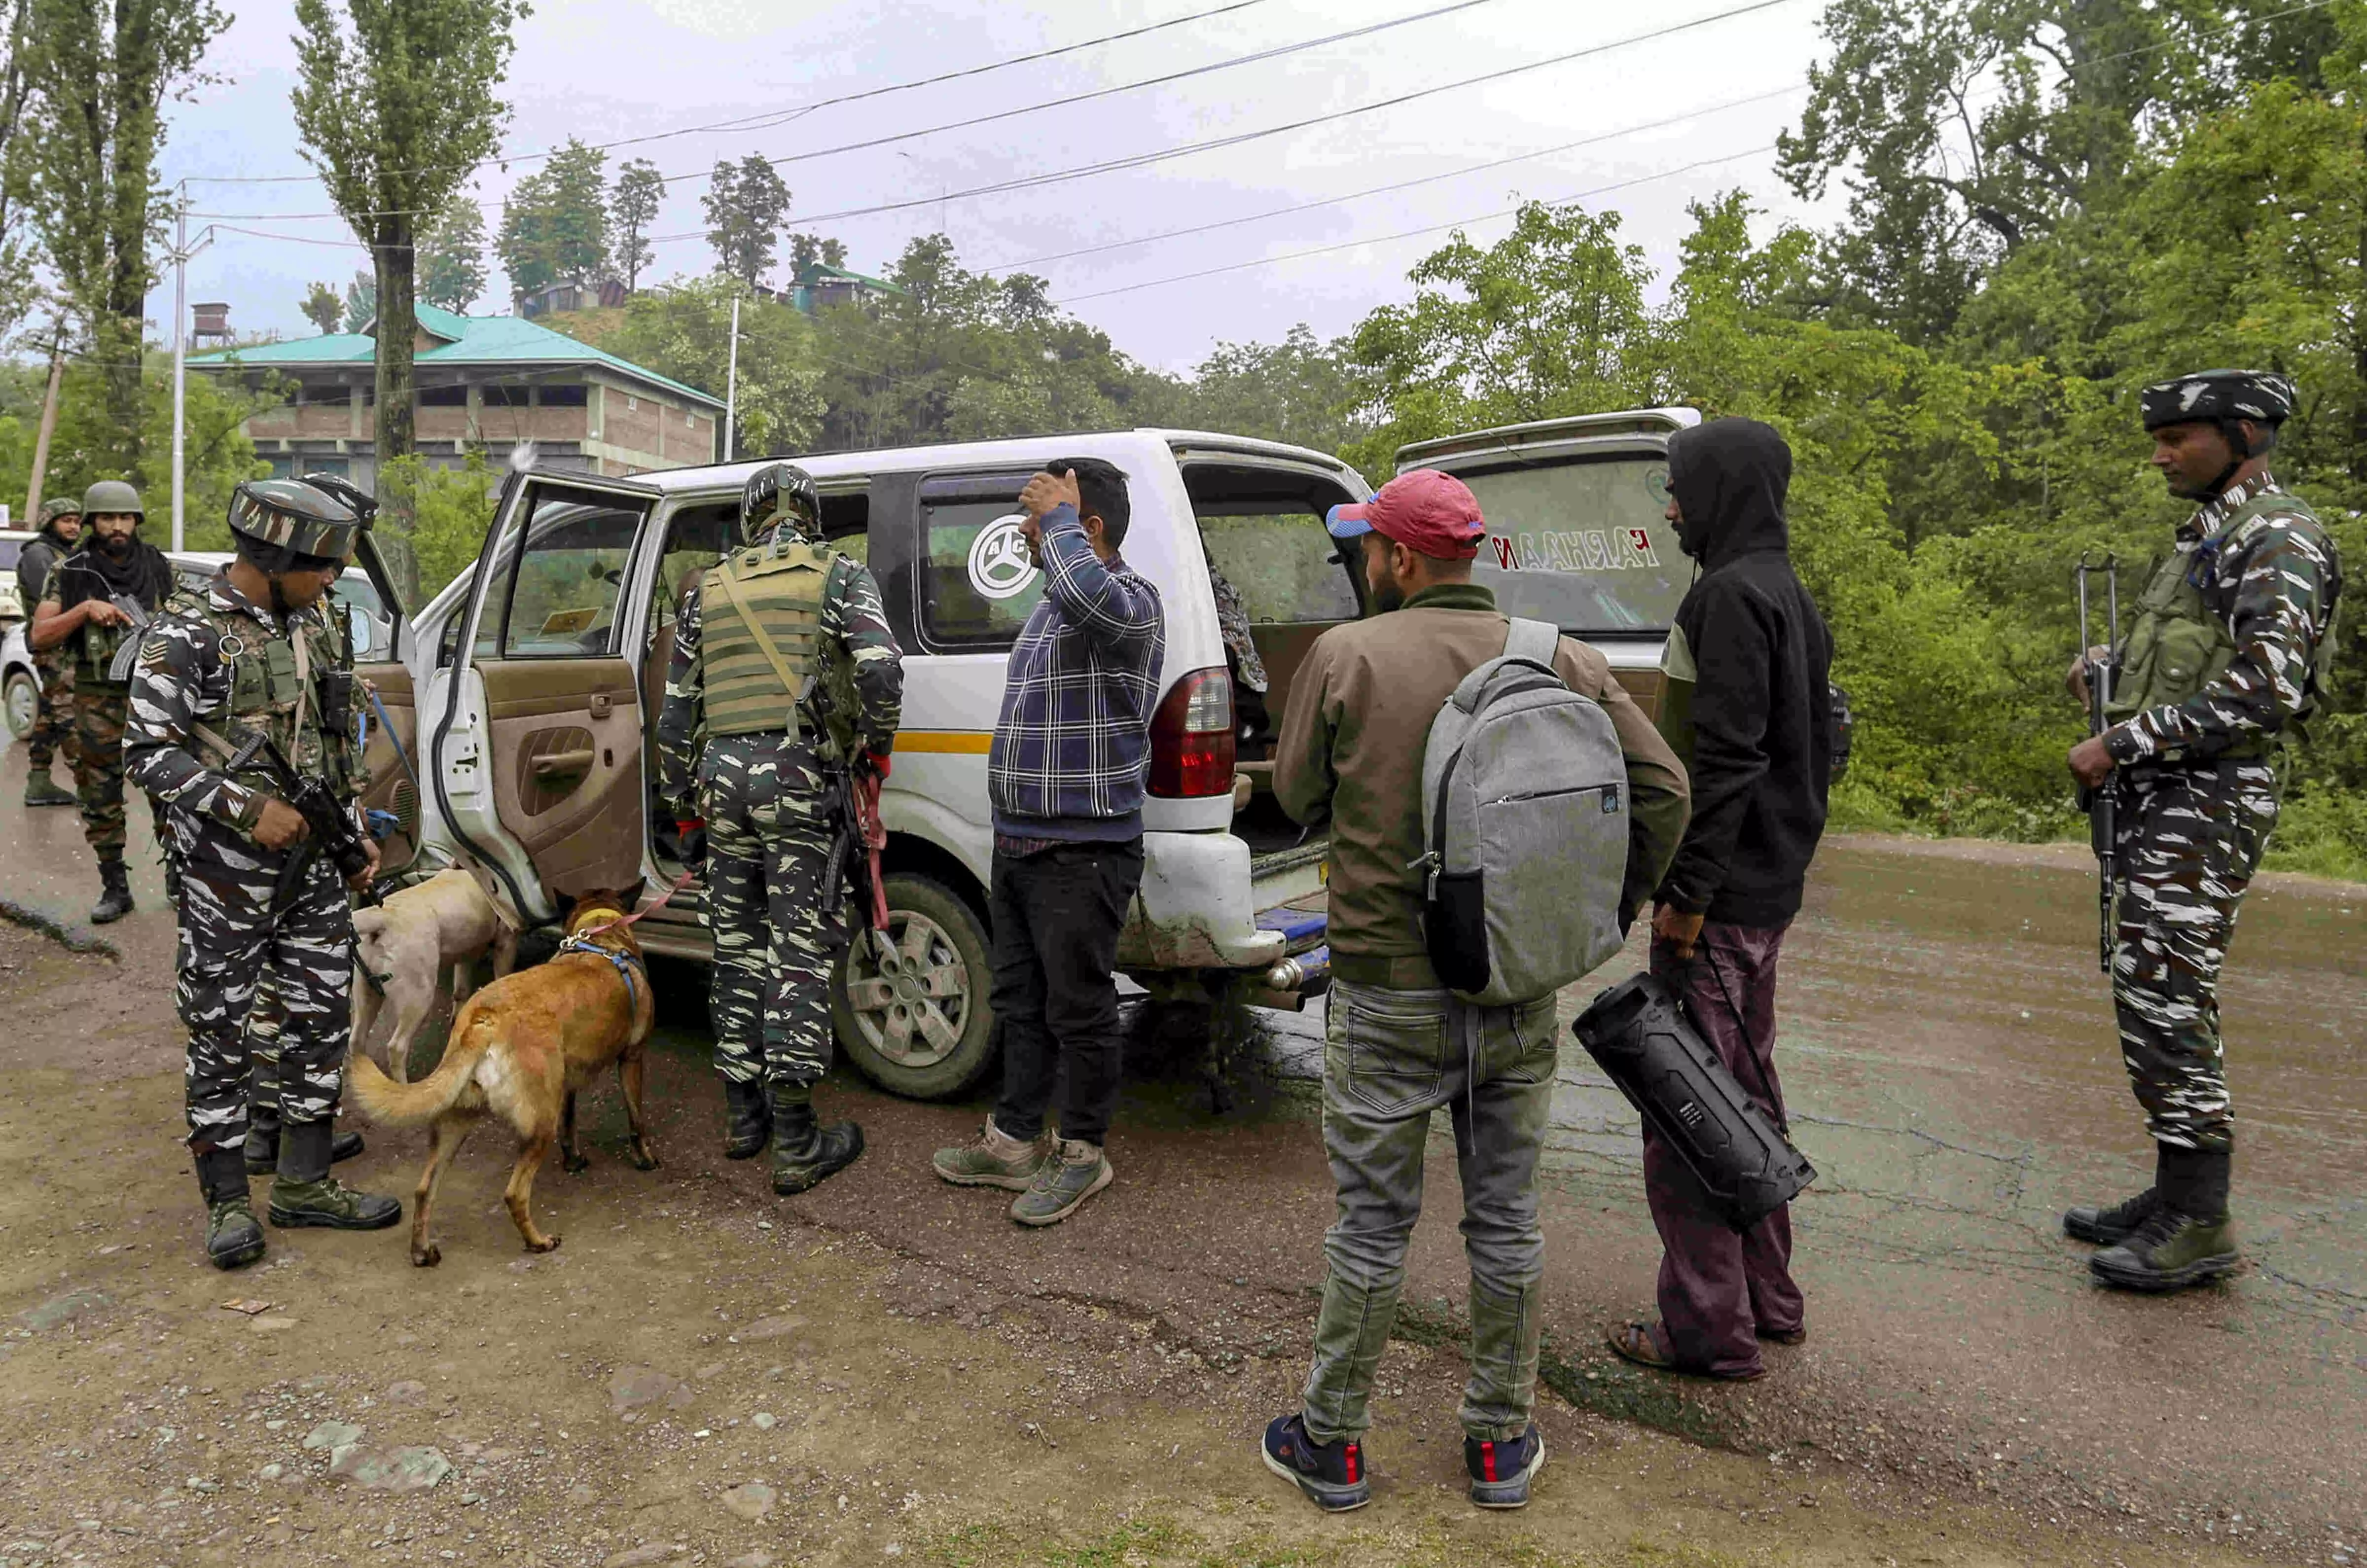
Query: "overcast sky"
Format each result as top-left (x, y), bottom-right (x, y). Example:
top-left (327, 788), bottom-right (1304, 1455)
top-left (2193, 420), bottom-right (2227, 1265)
top-left (150, 0), bottom-right (1843, 374)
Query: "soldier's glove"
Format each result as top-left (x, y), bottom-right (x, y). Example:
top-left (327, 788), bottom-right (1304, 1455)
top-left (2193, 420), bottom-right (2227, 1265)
top-left (674, 817), bottom-right (708, 871)
top-left (864, 750), bottom-right (892, 781)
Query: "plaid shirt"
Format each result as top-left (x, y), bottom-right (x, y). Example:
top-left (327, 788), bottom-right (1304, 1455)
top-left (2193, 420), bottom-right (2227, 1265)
top-left (988, 504), bottom-right (1165, 842)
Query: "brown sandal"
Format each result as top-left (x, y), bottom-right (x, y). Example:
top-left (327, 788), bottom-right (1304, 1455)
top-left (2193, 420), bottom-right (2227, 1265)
top-left (1606, 1320), bottom-right (1767, 1382)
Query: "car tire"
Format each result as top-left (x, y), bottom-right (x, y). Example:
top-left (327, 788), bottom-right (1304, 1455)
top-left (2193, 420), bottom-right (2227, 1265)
top-left (3, 667), bottom-right (36, 740)
top-left (833, 872), bottom-right (998, 1102)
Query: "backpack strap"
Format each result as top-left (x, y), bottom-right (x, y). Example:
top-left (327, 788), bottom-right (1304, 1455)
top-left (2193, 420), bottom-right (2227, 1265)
top-left (1503, 616), bottom-right (1559, 669)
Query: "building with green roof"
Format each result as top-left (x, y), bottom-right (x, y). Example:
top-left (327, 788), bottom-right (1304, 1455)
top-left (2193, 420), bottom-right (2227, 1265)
top-left (189, 304), bottom-right (726, 487)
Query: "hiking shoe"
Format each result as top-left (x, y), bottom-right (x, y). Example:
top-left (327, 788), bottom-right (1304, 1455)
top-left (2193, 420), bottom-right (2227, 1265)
top-left (1009, 1137), bottom-right (1112, 1226)
top-left (932, 1117), bottom-right (1049, 1191)
top-left (22, 773), bottom-right (74, 808)
top-left (206, 1196), bottom-right (266, 1270)
top-left (1466, 1425), bottom-right (1546, 1509)
top-left (90, 860), bottom-right (133, 925)
top-left (2065, 1185), bottom-right (2159, 1246)
top-left (245, 1125), bottom-right (366, 1176)
top-left (268, 1176), bottom-right (402, 1231)
top-left (2091, 1208), bottom-right (2240, 1293)
top-left (1261, 1414), bottom-right (1369, 1512)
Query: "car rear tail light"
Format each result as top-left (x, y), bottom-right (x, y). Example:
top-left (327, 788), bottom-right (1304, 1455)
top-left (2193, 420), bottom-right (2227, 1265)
top-left (1148, 666), bottom-right (1236, 798)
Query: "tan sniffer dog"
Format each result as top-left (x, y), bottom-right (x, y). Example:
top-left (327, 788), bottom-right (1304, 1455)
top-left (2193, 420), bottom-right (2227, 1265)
top-left (352, 867), bottom-right (521, 1081)
top-left (346, 891), bottom-right (659, 1266)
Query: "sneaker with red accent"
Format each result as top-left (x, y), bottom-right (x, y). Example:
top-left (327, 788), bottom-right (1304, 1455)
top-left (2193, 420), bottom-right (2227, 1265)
top-left (1261, 1413), bottom-right (1369, 1512)
top-left (1465, 1424), bottom-right (1545, 1509)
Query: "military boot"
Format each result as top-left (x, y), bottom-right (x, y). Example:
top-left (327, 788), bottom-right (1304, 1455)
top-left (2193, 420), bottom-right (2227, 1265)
top-left (23, 772), bottom-right (75, 808)
top-left (244, 1110), bottom-right (367, 1176)
top-left (268, 1120), bottom-right (402, 1231)
top-left (2091, 1147), bottom-right (2239, 1292)
top-left (90, 859), bottom-right (133, 925)
top-left (196, 1147), bottom-right (265, 1271)
top-left (769, 1082), bottom-right (864, 1196)
top-left (2064, 1146), bottom-right (2165, 1245)
top-left (721, 1077), bottom-right (771, 1161)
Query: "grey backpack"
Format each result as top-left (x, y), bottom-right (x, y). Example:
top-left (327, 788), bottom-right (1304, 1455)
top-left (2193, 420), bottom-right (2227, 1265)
top-left (1416, 618), bottom-right (1629, 1005)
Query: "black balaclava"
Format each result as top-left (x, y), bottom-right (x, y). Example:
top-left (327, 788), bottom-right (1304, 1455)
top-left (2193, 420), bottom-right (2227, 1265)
top-left (1666, 417), bottom-right (1793, 570)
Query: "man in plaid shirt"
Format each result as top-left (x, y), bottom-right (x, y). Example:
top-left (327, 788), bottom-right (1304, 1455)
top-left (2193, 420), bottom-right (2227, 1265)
top-left (933, 457), bottom-right (1165, 1225)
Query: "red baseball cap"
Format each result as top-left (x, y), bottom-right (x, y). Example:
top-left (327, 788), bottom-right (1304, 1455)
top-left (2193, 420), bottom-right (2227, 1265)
top-left (1326, 468), bottom-right (1487, 560)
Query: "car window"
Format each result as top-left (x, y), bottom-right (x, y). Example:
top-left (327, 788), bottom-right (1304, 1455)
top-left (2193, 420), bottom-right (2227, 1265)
top-left (1458, 456), bottom-right (1686, 633)
top-left (922, 496), bottom-right (1040, 648)
top-left (0, 541), bottom-right (18, 569)
top-left (486, 496), bottom-right (643, 658)
top-left (1199, 514), bottom-right (1358, 624)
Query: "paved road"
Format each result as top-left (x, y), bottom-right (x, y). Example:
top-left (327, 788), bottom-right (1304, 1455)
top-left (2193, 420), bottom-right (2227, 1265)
top-left (3, 725), bottom-right (2361, 1563)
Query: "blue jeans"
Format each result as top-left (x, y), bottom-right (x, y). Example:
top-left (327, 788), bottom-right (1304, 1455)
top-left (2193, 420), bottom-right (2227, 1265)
top-left (1300, 979), bottom-right (1559, 1444)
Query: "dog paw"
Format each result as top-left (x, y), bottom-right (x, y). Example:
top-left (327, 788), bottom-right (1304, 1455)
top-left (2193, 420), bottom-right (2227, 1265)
top-left (562, 1153), bottom-right (589, 1175)
top-left (411, 1245), bottom-right (441, 1268)
top-left (630, 1148), bottom-right (660, 1172)
top-left (528, 1234), bottom-right (562, 1253)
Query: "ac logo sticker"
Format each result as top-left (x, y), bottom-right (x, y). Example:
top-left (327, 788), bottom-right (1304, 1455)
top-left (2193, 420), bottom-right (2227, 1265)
top-left (968, 514), bottom-right (1040, 602)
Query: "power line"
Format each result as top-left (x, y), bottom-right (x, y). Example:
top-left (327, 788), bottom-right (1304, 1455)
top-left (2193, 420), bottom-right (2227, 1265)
top-left (178, 0), bottom-right (1278, 190)
top-left (1050, 143), bottom-right (1782, 305)
top-left (986, 83), bottom-right (1808, 274)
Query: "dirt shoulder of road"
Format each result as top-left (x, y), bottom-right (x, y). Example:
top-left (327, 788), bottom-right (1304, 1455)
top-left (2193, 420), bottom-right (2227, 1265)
top-left (0, 917), bottom-right (2281, 1568)
top-left (1823, 831), bottom-right (2367, 901)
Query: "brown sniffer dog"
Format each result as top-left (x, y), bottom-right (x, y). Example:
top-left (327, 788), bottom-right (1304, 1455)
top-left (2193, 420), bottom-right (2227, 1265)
top-left (346, 891), bottom-right (659, 1266)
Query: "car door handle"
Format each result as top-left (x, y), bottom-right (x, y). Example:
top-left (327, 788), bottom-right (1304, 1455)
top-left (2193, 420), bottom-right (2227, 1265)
top-left (532, 748), bottom-right (597, 779)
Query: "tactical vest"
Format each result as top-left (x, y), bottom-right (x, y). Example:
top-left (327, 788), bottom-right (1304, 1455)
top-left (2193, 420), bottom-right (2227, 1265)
top-left (2106, 490), bottom-right (2338, 759)
top-left (167, 589), bottom-right (360, 799)
top-left (700, 539), bottom-right (853, 749)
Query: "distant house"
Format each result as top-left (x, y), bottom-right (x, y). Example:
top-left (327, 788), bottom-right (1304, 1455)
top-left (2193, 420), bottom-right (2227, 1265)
top-left (518, 279), bottom-right (630, 320)
top-left (189, 303), bottom-right (725, 487)
top-left (789, 260), bottom-right (904, 316)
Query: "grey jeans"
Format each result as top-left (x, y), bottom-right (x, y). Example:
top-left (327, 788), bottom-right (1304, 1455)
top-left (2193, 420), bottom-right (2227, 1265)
top-left (1300, 979), bottom-right (1559, 1445)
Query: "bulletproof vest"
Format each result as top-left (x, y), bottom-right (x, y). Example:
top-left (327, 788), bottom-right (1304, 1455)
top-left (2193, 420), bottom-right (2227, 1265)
top-left (2106, 490), bottom-right (2338, 758)
top-left (170, 589), bottom-right (358, 797)
top-left (699, 539), bottom-right (835, 740)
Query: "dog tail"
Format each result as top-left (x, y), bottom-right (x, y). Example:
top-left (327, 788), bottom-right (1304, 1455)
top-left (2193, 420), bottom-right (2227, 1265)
top-left (346, 1002), bottom-right (496, 1127)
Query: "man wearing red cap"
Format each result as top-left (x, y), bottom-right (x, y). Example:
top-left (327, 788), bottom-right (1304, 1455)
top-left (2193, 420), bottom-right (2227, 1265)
top-left (1258, 468), bottom-right (1689, 1512)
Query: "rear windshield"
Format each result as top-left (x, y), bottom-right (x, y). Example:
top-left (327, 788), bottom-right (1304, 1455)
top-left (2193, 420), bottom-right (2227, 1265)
top-left (1457, 455), bottom-right (1686, 634)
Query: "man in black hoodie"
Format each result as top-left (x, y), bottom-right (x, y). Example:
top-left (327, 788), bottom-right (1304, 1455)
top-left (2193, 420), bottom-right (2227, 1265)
top-left (1607, 417), bottom-right (1833, 1383)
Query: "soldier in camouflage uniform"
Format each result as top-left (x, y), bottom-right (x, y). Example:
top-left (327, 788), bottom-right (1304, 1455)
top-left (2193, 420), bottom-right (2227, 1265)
top-left (2063, 369), bottom-right (2343, 1292)
top-left (656, 462), bottom-right (904, 1197)
top-left (15, 495), bottom-right (83, 807)
top-left (30, 480), bottom-right (175, 924)
top-left (124, 478), bottom-right (401, 1270)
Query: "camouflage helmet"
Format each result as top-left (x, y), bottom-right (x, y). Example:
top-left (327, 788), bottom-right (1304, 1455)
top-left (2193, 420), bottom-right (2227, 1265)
top-left (2140, 369), bottom-right (2296, 432)
top-left (38, 495), bottom-right (82, 526)
top-left (81, 479), bottom-right (144, 519)
top-left (741, 462), bottom-right (821, 545)
top-left (227, 478), bottom-right (361, 563)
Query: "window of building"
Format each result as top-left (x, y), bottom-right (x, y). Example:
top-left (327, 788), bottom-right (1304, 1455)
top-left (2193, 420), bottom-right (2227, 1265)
top-left (419, 386), bottom-right (467, 407)
top-left (481, 384), bottom-right (532, 408)
top-left (541, 384), bottom-right (589, 407)
top-left (302, 384), bottom-right (352, 407)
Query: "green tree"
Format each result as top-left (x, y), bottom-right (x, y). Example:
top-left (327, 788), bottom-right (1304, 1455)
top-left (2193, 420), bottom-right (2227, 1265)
top-left (291, 0), bottom-right (523, 538)
top-left (702, 155), bottom-right (791, 290)
top-left (600, 275), bottom-right (821, 457)
top-left (497, 137), bottom-right (608, 301)
top-left (18, 0), bottom-right (230, 474)
top-left (341, 268), bottom-right (375, 332)
top-left (300, 280), bottom-right (344, 335)
top-left (0, 0), bottom-right (44, 345)
top-left (419, 190), bottom-right (490, 312)
top-left (789, 231), bottom-right (846, 275)
top-left (610, 156), bottom-right (663, 293)
top-left (378, 449), bottom-right (498, 600)
top-left (1178, 324), bottom-right (1366, 456)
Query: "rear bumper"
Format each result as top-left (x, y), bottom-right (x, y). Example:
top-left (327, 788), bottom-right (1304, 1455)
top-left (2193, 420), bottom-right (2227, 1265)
top-left (1117, 830), bottom-right (1291, 971)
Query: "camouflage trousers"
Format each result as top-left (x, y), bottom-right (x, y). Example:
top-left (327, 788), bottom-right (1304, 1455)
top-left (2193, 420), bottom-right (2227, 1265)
top-left (698, 731), bottom-right (848, 1090)
top-left (25, 645), bottom-right (77, 774)
top-left (72, 679), bottom-right (161, 863)
top-left (172, 810), bottom-right (356, 1153)
top-left (2109, 760), bottom-right (2279, 1155)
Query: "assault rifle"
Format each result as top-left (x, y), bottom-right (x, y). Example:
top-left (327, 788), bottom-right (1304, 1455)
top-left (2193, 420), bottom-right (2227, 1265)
top-left (226, 729), bottom-right (378, 910)
top-left (2074, 555), bottom-right (2121, 974)
top-left (799, 675), bottom-right (889, 949)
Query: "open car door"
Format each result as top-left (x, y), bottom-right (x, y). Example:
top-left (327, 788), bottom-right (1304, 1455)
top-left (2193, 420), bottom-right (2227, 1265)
top-left (346, 528), bottom-right (426, 878)
top-left (427, 470), bottom-right (661, 922)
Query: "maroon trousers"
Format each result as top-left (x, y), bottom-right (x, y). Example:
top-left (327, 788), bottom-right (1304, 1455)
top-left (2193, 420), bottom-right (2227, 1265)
top-left (1644, 920), bottom-right (1803, 1378)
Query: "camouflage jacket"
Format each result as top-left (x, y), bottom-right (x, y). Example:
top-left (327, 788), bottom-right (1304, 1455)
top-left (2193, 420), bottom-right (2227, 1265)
top-left (123, 573), bottom-right (358, 833)
top-left (655, 526), bottom-right (905, 811)
top-left (2104, 471), bottom-right (2343, 768)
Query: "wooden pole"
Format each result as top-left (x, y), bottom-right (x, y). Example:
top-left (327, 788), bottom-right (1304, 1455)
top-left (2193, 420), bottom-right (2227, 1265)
top-left (24, 325), bottom-right (65, 523)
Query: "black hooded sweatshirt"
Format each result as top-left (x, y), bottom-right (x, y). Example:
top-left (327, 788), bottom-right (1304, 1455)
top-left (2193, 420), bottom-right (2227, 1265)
top-left (1656, 417), bottom-right (1833, 928)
